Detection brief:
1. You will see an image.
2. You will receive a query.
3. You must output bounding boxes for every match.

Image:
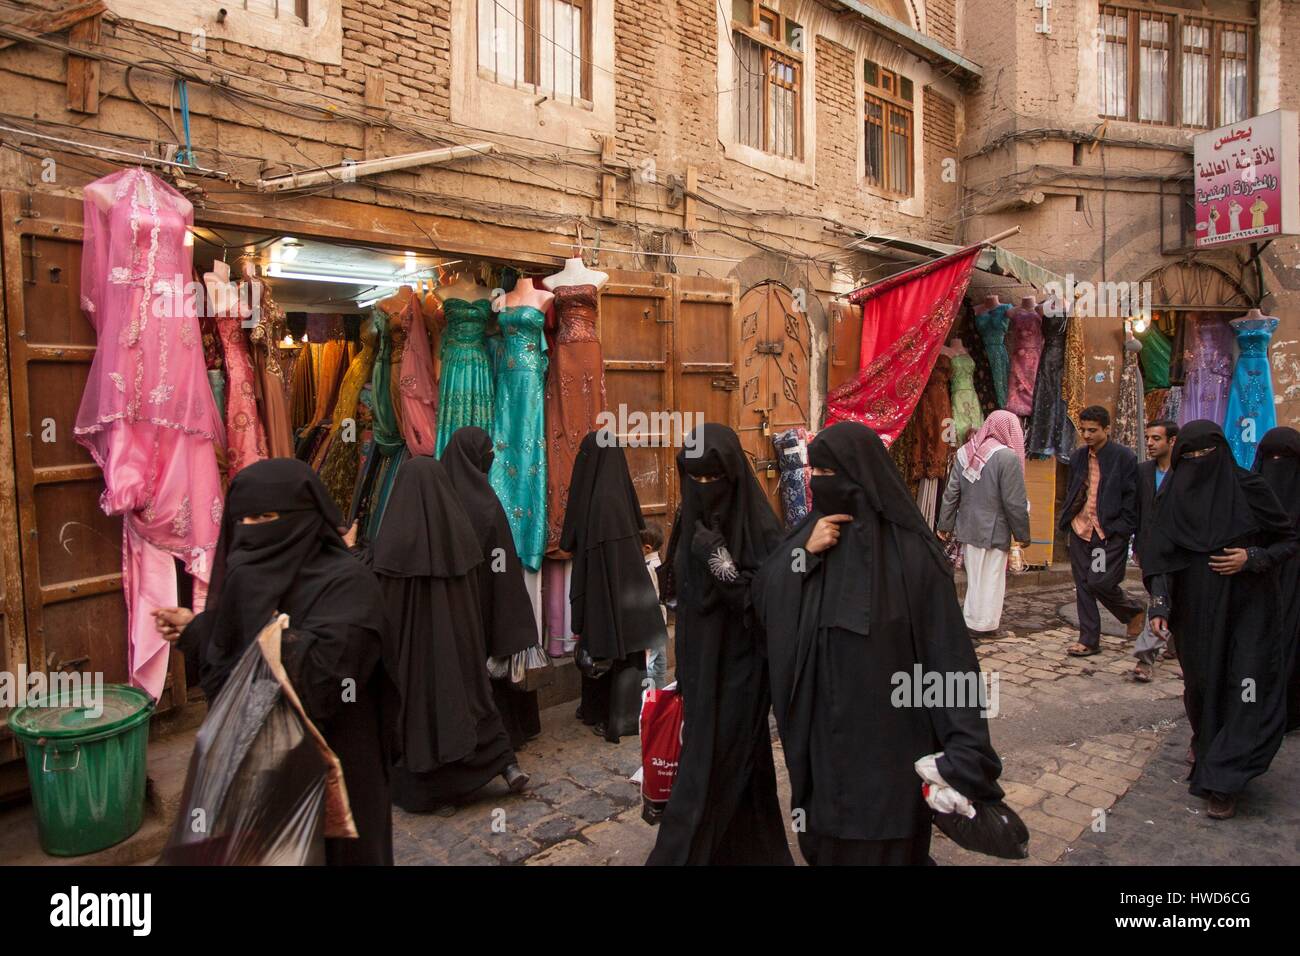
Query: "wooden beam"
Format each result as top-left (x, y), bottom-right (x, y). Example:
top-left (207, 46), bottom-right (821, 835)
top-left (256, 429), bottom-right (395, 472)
top-left (65, 15), bottom-right (101, 115)
top-left (683, 165), bottom-right (698, 242)
top-left (0, 0), bottom-right (107, 52)
top-left (599, 136), bottom-right (617, 220)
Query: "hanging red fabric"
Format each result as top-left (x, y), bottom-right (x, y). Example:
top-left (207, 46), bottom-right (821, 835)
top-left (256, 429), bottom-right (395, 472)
top-left (825, 244), bottom-right (982, 445)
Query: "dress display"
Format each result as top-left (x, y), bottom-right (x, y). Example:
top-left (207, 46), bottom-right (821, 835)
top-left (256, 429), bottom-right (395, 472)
top-left (911, 353), bottom-right (954, 479)
top-left (245, 276), bottom-right (296, 458)
top-left (490, 303), bottom-right (549, 572)
top-left (1027, 309), bottom-right (1076, 462)
top-left (213, 311), bottom-right (268, 477)
top-left (316, 316), bottom-right (380, 513)
top-left (76, 168), bottom-right (225, 701)
top-left (544, 284), bottom-right (606, 555)
top-left (948, 353), bottom-right (984, 444)
top-left (974, 302), bottom-right (1013, 409)
top-left (1005, 305), bottom-right (1044, 416)
top-left (1178, 314), bottom-right (1234, 427)
top-left (395, 296), bottom-right (438, 457)
top-left (434, 298), bottom-right (495, 457)
top-left (1136, 324), bottom-right (1171, 391)
top-left (1115, 337), bottom-right (1145, 460)
top-left (1224, 315), bottom-right (1279, 467)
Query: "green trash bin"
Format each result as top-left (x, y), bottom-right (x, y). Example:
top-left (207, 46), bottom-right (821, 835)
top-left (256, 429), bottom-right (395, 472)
top-left (8, 684), bottom-right (154, 857)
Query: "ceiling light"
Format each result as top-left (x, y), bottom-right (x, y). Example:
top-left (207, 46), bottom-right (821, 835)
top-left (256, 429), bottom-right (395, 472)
top-left (266, 264), bottom-right (402, 286)
top-left (279, 238), bottom-right (302, 264)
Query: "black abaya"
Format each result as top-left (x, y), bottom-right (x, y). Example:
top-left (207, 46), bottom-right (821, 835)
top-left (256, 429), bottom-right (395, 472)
top-left (753, 423), bottom-right (1004, 865)
top-left (179, 458), bottom-right (395, 866)
top-left (559, 432), bottom-right (663, 741)
top-left (1253, 427), bottom-right (1300, 732)
top-left (372, 455), bottom-right (517, 809)
top-left (442, 427), bottom-right (542, 747)
top-left (647, 424), bottom-right (792, 866)
top-left (1147, 421), bottom-right (1297, 797)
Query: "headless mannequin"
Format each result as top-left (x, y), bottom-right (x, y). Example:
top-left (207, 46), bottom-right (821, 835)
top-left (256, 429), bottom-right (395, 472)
top-left (495, 276), bottom-right (554, 314)
top-left (435, 271), bottom-right (493, 304)
top-left (542, 257), bottom-right (609, 291)
top-left (1239, 308), bottom-right (1272, 322)
top-left (203, 259), bottom-right (245, 320)
top-left (975, 293), bottom-right (1002, 315)
top-left (378, 284), bottom-right (415, 316)
top-left (1019, 295), bottom-right (1037, 310)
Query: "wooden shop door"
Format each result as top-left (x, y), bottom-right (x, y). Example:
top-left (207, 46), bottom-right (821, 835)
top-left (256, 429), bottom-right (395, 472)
top-left (735, 281), bottom-right (811, 507)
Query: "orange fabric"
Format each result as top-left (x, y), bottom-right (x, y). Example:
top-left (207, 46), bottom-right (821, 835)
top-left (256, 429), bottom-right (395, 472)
top-left (1071, 449), bottom-right (1106, 540)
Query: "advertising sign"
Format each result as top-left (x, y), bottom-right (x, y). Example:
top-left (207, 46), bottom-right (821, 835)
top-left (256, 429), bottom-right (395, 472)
top-left (1193, 109), bottom-right (1299, 249)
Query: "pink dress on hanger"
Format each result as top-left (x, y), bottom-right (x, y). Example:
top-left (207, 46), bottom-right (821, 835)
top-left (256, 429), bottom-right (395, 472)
top-left (205, 265), bottom-right (267, 476)
top-left (397, 296), bottom-right (438, 456)
top-left (77, 168), bottom-right (225, 701)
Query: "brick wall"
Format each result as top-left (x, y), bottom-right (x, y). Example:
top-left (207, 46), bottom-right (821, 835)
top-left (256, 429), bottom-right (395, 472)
top-left (926, 0), bottom-right (958, 49)
top-left (923, 86), bottom-right (958, 240)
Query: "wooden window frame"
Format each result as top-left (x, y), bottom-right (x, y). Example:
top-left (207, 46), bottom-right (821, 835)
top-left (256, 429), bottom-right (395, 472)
top-left (1098, 2), bottom-right (1256, 130)
top-left (731, 0), bottom-right (805, 160)
top-left (480, 0), bottom-right (594, 104)
top-left (863, 61), bottom-right (914, 198)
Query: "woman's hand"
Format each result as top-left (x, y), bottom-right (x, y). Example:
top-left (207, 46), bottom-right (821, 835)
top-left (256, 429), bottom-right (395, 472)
top-left (153, 607), bottom-right (195, 643)
top-left (1149, 615), bottom-right (1170, 640)
top-left (805, 515), bottom-right (854, 555)
top-left (341, 520), bottom-right (359, 549)
top-left (1208, 547), bottom-right (1248, 576)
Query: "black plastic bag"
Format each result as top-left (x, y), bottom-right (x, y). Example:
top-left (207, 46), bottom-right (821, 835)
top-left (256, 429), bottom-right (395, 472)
top-left (932, 800), bottom-right (1030, 860)
top-left (159, 616), bottom-right (356, 865)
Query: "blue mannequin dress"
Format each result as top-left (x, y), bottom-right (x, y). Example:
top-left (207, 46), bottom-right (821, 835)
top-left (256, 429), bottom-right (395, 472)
top-left (974, 303), bottom-right (1013, 409)
top-left (489, 304), bottom-right (549, 571)
top-left (434, 298), bottom-right (495, 457)
top-left (1224, 315), bottom-right (1279, 467)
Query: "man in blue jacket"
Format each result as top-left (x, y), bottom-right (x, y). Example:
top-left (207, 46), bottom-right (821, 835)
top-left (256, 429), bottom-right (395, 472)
top-left (1058, 405), bottom-right (1145, 656)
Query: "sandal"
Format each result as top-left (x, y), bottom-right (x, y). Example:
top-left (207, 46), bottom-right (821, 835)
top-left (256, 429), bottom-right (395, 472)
top-left (1067, 642), bottom-right (1099, 657)
top-left (1133, 661), bottom-right (1153, 682)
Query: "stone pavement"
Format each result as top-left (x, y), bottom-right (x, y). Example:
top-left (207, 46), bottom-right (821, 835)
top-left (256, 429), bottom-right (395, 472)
top-left (394, 578), bottom-right (1256, 866)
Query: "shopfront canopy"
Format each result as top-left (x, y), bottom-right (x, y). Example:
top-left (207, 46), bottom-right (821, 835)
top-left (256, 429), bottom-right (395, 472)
top-left (852, 234), bottom-right (1065, 293)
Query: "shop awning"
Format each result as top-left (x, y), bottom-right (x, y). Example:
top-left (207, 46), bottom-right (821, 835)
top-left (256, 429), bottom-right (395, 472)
top-left (854, 234), bottom-right (1065, 292)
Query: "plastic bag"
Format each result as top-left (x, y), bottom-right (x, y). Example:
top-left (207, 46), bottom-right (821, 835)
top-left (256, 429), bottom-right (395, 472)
top-left (639, 683), bottom-right (684, 826)
top-left (158, 615), bottom-right (356, 865)
top-left (931, 799), bottom-right (1030, 860)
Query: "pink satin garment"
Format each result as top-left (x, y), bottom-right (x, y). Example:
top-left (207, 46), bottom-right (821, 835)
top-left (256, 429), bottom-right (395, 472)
top-left (397, 297), bottom-right (439, 456)
top-left (76, 169), bottom-right (225, 700)
top-left (209, 288), bottom-right (268, 476)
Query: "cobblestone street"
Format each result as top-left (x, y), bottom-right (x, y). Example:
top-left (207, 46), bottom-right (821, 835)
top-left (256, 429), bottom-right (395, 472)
top-left (391, 578), bottom-right (1299, 866)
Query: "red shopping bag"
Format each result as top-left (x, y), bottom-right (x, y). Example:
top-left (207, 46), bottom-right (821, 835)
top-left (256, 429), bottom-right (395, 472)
top-left (639, 683), bottom-right (684, 826)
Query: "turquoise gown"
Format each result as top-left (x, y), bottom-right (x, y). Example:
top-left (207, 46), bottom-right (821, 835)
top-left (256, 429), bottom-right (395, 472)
top-left (489, 304), bottom-right (548, 572)
top-left (434, 298), bottom-right (495, 457)
top-left (1224, 315), bottom-right (1278, 467)
top-left (975, 303), bottom-right (1013, 409)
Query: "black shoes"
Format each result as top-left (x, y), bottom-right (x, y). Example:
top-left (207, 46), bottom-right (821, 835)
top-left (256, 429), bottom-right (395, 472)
top-left (503, 763), bottom-right (530, 793)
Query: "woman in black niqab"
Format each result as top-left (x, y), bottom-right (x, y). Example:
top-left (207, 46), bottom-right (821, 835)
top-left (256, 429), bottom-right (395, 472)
top-left (752, 422), bottom-right (1004, 865)
top-left (170, 458), bottom-right (395, 865)
top-left (647, 423), bottom-right (792, 866)
top-left (1253, 427), bottom-right (1300, 732)
top-left (372, 454), bottom-right (528, 812)
top-left (1146, 420), bottom-right (1296, 812)
top-left (442, 427), bottom-right (543, 747)
top-left (559, 430), bottom-right (665, 742)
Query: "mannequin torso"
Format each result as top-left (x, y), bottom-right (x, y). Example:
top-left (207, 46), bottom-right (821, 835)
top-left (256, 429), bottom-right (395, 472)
top-left (542, 257), bottom-right (608, 291)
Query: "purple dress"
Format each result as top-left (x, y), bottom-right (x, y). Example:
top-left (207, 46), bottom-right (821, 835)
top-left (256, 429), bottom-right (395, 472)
top-left (1006, 306), bottom-right (1045, 416)
top-left (1178, 315), bottom-right (1234, 427)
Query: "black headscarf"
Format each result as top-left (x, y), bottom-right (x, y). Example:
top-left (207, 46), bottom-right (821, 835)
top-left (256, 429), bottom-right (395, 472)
top-left (182, 458), bottom-right (378, 701)
top-left (372, 455), bottom-right (482, 578)
top-left (1253, 426), bottom-right (1300, 527)
top-left (558, 430), bottom-right (663, 658)
top-left (441, 427), bottom-right (540, 658)
top-left (1146, 420), bottom-right (1292, 575)
top-left (667, 423), bottom-right (782, 614)
top-left (559, 430), bottom-right (644, 552)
